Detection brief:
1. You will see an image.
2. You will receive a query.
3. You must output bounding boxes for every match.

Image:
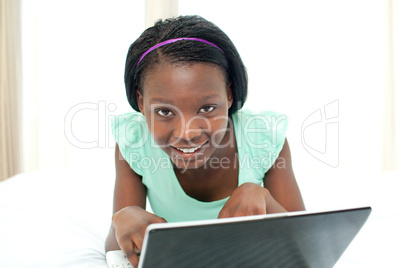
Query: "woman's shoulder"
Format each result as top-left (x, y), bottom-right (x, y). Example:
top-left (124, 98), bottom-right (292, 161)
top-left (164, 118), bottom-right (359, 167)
top-left (232, 109), bottom-right (288, 130)
top-left (110, 111), bottom-right (159, 175)
top-left (233, 108), bottom-right (287, 117)
top-left (111, 110), bottom-right (146, 128)
top-left (233, 109), bottom-right (288, 172)
top-left (110, 111), bottom-right (148, 143)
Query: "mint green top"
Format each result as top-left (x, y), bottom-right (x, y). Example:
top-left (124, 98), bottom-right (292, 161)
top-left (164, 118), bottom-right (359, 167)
top-left (111, 109), bottom-right (288, 222)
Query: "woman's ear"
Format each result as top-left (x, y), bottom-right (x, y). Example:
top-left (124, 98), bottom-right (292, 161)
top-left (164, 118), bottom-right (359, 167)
top-left (227, 82), bottom-right (233, 109)
top-left (136, 90), bottom-right (144, 114)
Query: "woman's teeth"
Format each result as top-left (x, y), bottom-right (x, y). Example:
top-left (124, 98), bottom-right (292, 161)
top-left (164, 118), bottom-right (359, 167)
top-left (176, 146), bottom-right (201, 153)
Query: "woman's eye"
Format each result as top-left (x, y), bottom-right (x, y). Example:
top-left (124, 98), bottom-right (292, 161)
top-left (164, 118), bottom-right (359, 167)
top-left (156, 109), bottom-right (174, 117)
top-left (200, 106), bottom-right (215, 113)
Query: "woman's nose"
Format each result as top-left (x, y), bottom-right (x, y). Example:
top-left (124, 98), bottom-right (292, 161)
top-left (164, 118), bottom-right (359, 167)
top-left (173, 116), bottom-right (203, 141)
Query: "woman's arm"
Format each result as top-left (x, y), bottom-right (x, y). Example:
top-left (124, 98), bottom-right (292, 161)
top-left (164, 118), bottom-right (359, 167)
top-left (263, 138), bottom-right (305, 212)
top-left (105, 144), bottom-right (147, 251)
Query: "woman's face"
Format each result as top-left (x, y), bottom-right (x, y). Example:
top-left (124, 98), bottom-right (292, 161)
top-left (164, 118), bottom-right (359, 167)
top-left (137, 62), bottom-right (233, 170)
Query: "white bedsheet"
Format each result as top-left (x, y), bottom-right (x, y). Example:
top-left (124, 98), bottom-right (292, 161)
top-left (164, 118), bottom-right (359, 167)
top-left (0, 169), bottom-right (114, 268)
top-left (0, 169), bottom-right (401, 267)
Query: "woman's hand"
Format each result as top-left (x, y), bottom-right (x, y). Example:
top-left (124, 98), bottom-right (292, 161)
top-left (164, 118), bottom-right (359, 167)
top-left (112, 206), bottom-right (167, 267)
top-left (218, 183), bottom-right (287, 218)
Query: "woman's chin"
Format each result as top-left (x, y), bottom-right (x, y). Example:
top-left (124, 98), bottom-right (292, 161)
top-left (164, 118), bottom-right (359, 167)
top-left (171, 158), bottom-right (208, 171)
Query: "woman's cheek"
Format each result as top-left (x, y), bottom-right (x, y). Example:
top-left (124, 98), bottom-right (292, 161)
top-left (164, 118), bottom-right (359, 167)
top-left (209, 119), bottom-right (229, 145)
top-left (147, 120), bottom-right (169, 146)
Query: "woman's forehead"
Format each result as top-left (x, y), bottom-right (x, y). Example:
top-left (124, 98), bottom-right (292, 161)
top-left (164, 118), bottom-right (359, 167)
top-left (142, 62), bottom-right (229, 99)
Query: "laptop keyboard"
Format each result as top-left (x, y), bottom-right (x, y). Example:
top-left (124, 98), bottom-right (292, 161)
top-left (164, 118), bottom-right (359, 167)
top-left (106, 250), bottom-right (134, 268)
top-left (110, 263), bottom-right (133, 268)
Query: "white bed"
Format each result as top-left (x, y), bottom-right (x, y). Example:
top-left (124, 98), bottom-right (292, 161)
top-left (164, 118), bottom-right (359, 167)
top-left (0, 169), bottom-right (401, 267)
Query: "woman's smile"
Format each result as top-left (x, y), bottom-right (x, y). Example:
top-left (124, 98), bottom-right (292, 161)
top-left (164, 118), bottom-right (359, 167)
top-left (170, 141), bottom-right (209, 160)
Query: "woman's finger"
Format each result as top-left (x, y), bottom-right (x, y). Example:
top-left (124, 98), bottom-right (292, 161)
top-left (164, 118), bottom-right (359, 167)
top-left (132, 232), bottom-right (144, 252)
top-left (126, 246), bottom-right (140, 268)
top-left (118, 236), bottom-right (140, 267)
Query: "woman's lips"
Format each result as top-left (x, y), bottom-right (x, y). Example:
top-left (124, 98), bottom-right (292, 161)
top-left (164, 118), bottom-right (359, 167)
top-left (171, 141), bottom-right (208, 159)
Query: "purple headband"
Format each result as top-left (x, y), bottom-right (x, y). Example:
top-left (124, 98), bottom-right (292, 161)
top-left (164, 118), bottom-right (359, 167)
top-left (136, 37), bottom-right (224, 68)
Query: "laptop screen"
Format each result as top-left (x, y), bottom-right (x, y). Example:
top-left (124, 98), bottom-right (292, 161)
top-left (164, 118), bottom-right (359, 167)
top-left (139, 207), bottom-right (371, 268)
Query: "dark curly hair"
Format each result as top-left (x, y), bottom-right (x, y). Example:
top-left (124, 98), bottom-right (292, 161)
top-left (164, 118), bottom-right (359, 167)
top-left (124, 15), bottom-right (248, 115)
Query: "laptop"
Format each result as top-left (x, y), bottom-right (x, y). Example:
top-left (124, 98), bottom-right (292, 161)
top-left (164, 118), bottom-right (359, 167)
top-left (106, 207), bottom-right (371, 268)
